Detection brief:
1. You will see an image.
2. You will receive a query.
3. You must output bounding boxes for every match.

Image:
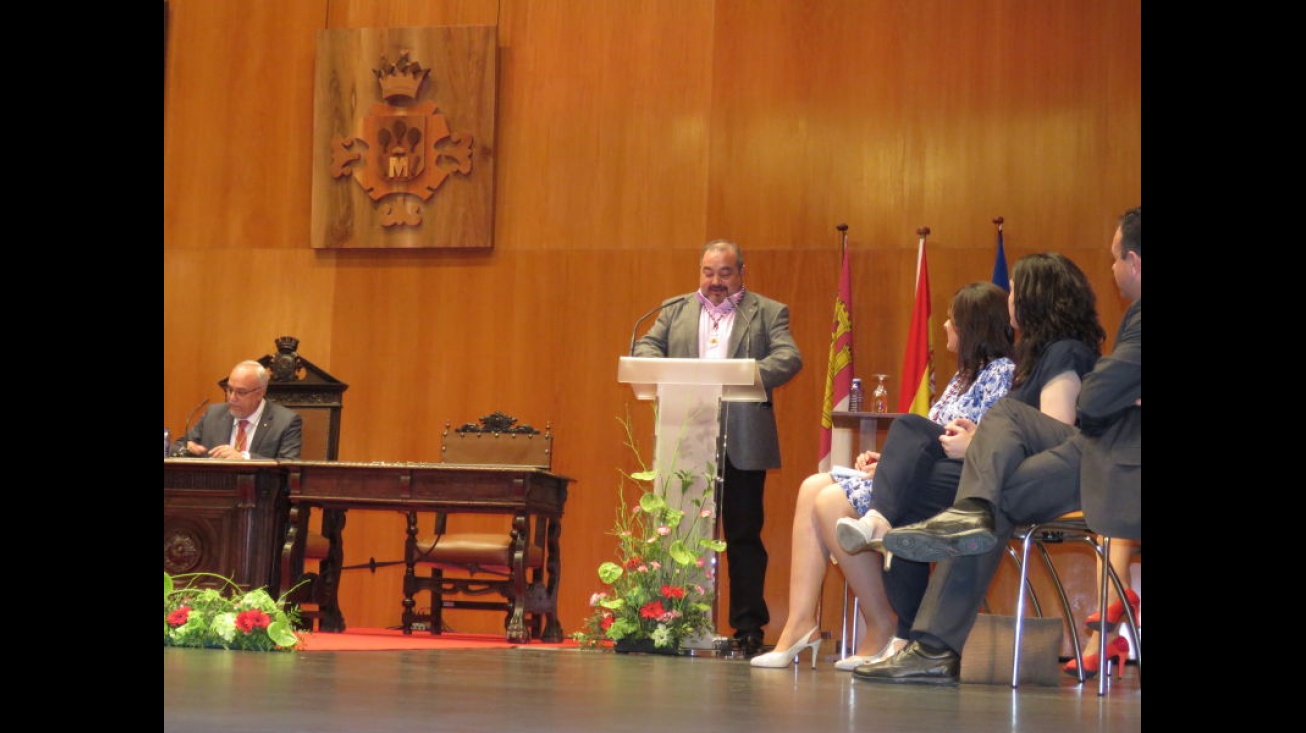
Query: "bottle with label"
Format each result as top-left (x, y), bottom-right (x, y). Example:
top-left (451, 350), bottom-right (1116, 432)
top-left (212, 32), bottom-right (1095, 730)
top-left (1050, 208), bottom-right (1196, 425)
top-left (164, 427), bottom-right (172, 458)
top-left (848, 378), bottom-right (864, 412)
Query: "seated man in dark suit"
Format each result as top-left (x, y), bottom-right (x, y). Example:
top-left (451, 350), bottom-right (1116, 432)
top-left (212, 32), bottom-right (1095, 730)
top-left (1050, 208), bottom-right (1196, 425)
top-left (853, 205), bottom-right (1141, 685)
top-left (180, 360), bottom-right (303, 460)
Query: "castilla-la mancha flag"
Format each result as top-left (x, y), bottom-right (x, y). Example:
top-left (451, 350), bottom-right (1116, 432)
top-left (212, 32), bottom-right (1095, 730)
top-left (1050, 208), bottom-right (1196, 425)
top-left (818, 246), bottom-right (854, 472)
top-left (898, 234), bottom-right (934, 416)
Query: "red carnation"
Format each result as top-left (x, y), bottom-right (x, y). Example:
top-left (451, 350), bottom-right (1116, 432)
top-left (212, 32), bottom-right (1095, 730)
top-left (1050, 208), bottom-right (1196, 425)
top-left (236, 609), bottom-right (272, 633)
top-left (167, 606), bottom-right (191, 626)
top-left (660, 585), bottom-right (686, 600)
top-left (639, 600), bottom-right (666, 619)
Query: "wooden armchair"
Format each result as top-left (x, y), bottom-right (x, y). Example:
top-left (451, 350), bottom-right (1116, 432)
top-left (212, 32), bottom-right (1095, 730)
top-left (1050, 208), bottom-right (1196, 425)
top-left (401, 412), bottom-right (561, 641)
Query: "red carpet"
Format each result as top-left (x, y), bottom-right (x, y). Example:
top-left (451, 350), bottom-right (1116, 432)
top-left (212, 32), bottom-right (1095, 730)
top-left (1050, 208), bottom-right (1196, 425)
top-left (297, 627), bottom-right (578, 652)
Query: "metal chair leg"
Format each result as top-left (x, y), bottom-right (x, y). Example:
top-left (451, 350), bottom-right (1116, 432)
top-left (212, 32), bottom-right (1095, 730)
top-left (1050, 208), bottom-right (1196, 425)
top-left (1098, 536), bottom-right (1111, 696)
top-left (1010, 530), bottom-right (1035, 688)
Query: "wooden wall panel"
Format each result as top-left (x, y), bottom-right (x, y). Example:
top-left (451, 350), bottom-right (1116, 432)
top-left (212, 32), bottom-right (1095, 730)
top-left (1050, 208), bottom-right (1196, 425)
top-left (163, 0), bottom-right (323, 253)
top-left (163, 0), bottom-right (1141, 640)
top-left (163, 249), bottom-right (338, 439)
top-left (493, 0), bottom-right (716, 253)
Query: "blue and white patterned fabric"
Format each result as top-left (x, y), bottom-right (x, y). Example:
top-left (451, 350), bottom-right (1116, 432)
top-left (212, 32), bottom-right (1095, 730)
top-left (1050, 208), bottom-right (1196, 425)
top-left (835, 358), bottom-right (1014, 515)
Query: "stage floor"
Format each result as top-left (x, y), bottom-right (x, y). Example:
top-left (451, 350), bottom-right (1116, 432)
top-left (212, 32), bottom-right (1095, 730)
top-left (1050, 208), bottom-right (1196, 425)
top-left (164, 645), bottom-right (1141, 732)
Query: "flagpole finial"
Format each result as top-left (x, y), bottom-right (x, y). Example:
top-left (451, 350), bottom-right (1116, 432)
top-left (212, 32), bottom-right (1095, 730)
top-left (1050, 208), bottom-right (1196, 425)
top-left (992, 216), bottom-right (1004, 226)
top-left (916, 226), bottom-right (931, 238)
top-left (836, 223), bottom-right (848, 232)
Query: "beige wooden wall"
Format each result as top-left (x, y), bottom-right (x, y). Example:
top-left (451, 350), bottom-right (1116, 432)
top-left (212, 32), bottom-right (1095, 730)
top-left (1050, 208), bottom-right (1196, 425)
top-left (163, 0), bottom-right (1142, 640)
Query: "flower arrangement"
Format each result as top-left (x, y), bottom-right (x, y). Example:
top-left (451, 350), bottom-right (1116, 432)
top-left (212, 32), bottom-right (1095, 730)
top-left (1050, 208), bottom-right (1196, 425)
top-left (164, 572), bottom-right (303, 652)
top-left (572, 414), bottom-right (726, 651)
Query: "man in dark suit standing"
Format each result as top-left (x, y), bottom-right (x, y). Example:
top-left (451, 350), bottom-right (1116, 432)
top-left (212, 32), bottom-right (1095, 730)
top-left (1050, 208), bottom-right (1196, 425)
top-left (181, 360), bottom-right (304, 460)
top-left (634, 239), bottom-right (803, 656)
top-left (853, 206), bottom-right (1141, 685)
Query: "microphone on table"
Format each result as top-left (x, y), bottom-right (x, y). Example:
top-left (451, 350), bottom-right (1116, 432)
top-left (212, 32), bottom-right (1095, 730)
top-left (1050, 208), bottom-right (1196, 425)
top-left (176, 398), bottom-right (210, 456)
top-left (629, 296), bottom-right (689, 356)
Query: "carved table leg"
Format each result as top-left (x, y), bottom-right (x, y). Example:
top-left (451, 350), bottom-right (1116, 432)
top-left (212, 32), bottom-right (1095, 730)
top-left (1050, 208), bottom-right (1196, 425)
top-left (401, 511), bottom-right (419, 635)
top-left (506, 513), bottom-right (530, 643)
top-left (318, 508), bottom-right (347, 632)
top-left (541, 515), bottom-right (564, 642)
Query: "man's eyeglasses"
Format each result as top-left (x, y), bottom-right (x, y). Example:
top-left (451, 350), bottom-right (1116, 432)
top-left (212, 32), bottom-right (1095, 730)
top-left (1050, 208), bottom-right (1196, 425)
top-left (224, 385), bottom-right (265, 398)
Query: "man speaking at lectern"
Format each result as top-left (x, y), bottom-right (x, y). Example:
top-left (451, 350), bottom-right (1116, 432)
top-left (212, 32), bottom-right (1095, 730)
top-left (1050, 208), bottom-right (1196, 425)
top-left (633, 239), bottom-right (803, 656)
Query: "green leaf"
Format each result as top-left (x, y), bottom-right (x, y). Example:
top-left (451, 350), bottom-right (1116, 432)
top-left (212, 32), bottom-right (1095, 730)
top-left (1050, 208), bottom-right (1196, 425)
top-left (630, 470), bottom-right (657, 482)
top-left (597, 562), bottom-right (624, 584)
top-left (667, 540), bottom-right (696, 566)
top-left (700, 538), bottom-right (727, 553)
top-left (638, 492), bottom-right (666, 513)
top-left (267, 620), bottom-right (299, 648)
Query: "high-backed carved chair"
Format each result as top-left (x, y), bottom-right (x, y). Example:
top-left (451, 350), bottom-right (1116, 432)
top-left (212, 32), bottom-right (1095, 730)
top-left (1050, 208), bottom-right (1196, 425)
top-left (251, 336), bottom-right (348, 633)
top-left (401, 412), bottom-right (557, 640)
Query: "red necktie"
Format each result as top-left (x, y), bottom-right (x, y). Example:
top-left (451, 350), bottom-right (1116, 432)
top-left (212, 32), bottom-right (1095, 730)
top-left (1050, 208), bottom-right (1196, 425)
top-left (234, 420), bottom-right (250, 452)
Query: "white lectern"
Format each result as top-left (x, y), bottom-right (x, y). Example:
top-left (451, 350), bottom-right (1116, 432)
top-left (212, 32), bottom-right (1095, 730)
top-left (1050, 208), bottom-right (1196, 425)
top-left (617, 356), bottom-right (765, 650)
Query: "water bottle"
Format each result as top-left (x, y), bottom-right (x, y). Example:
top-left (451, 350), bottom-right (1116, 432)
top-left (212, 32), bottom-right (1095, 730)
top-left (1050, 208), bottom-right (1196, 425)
top-left (164, 427), bottom-right (172, 458)
top-left (848, 378), bottom-right (864, 412)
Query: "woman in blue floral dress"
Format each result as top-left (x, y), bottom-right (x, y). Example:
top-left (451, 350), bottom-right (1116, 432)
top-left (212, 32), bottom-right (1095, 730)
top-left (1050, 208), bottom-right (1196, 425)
top-left (752, 281), bottom-right (1015, 668)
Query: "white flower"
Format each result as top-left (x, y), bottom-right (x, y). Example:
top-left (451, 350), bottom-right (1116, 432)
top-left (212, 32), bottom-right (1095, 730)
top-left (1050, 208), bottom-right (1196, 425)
top-left (212, 612), bottom-right (238, 642)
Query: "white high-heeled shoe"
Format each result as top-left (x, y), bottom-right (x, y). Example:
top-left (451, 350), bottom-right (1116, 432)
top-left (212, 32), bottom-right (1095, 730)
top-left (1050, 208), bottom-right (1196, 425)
top-left (836, 511), bottom-right (890, 554)
top-left (749, 626), bottom-right (822, 669)
top-left (833, 636), bottom-right (909, 671)
top-left (836, 511), bottom-right (894, 569)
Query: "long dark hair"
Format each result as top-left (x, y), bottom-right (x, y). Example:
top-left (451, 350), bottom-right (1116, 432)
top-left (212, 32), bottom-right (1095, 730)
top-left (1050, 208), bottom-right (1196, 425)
top-left (1010, 252), bottom-right (1106, 388)
top-left (951, 282), bottom-right (1015, 389)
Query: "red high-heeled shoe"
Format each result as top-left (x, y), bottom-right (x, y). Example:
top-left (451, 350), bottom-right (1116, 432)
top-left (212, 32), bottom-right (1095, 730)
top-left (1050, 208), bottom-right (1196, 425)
top-left (1084, 588), bottom-right (1140, 632)
top-left (1062, 636), bottom-right (1130, 679)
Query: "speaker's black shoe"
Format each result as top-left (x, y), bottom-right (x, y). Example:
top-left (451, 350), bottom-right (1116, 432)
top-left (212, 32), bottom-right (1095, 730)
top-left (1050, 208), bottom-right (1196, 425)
top-left (852, 640), bottom-right (960, 686)
top-left (734, 632), bottom-right (765, 658)
top-left (881, 506), bottom-right (998, 562)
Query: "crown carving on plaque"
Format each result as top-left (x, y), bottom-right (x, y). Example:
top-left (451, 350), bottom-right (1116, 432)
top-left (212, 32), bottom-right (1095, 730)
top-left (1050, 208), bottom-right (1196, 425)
top-left (374, 51), bottom-right (430, 102)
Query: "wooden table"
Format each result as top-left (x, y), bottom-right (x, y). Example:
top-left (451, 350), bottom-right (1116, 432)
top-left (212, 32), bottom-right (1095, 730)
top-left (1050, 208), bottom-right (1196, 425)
top-left (163, 459), bottom-right (287, 592)
top-left (277, 461), bottom-right (573, 643)
top-left (830, 410), bottom-right (904, 465)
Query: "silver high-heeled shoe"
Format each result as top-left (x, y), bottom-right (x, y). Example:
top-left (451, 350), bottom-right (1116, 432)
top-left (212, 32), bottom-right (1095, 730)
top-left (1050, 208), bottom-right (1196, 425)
top-left (749, 626), bottom-right (822, 669)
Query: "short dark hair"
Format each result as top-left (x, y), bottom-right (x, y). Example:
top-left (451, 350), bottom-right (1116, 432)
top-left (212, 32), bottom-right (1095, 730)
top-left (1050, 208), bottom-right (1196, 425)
top-left (702, 239), bottom-right (744, 267)
top-left (1118, 206), bottom-right (1141, 258)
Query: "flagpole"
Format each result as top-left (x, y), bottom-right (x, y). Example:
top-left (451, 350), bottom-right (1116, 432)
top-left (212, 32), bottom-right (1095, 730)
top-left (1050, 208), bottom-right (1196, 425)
top-left (898, 226), bottom-right (934, 415)
top-left (820, 222), bottom-right (854, 474)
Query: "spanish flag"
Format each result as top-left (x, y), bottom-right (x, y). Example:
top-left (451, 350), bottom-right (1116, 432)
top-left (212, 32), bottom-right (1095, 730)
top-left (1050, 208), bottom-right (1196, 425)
top-left (818, 244), bottom-right (854, 472)
top-left (898, 232), bottom-right (934, 416)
